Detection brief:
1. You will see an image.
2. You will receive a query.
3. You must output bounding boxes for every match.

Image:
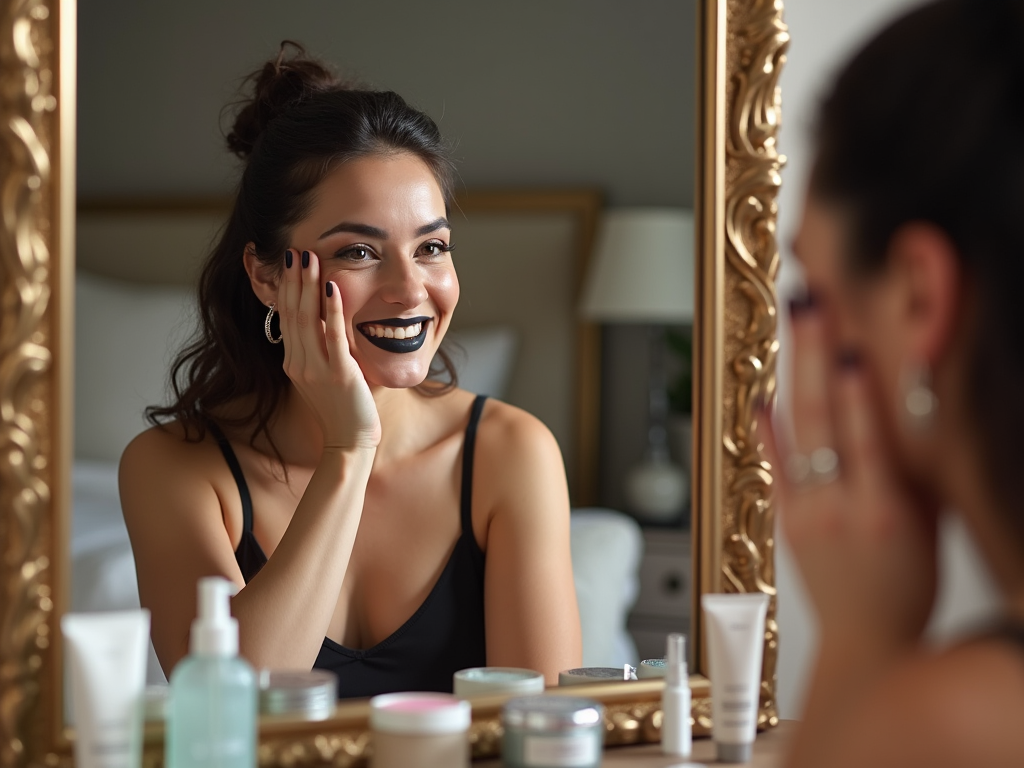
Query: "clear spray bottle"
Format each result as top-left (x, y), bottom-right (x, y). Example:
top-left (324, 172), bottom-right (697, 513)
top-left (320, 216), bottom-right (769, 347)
top-left (166, 576), bottom-right (257, 768)
top-left (661, 632), bottom-right (692, 759)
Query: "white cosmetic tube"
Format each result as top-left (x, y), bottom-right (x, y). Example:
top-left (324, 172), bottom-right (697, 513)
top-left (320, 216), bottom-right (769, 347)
top-left (62, 610), bottom-right (151, 768)
top-left (701, 593), bottom-right (769, 763)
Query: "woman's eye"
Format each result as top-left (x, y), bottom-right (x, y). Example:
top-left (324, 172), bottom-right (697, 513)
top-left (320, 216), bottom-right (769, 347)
top-left (419, 241), bottom-right (453, 258)
top-left (338, 245), bottom-right (374, 261)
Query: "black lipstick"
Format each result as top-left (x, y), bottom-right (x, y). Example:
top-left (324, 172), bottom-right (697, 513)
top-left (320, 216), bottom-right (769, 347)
top-left (357, 317), bottom-right (430, 354)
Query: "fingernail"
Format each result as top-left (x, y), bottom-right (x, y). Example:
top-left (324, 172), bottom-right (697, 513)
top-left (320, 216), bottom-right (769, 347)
top-left (754, 390), bottom-right (770, 413)
top-left (837, 348), bottom-right (862, 370)
top-left (301, 250), bottom-right (310, 269)
top-left (788, 290), bottom-right (819, 318)
top-left (326, 281), bottom-right (333, 298)
top-left (284, 249), bottom-right (293, 269)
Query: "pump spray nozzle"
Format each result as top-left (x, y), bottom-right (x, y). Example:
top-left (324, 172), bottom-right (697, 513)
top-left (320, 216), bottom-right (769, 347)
top-left (666, 632), bottom-right (687, 685)
top-left (189, 576), bottom-right (240, 657)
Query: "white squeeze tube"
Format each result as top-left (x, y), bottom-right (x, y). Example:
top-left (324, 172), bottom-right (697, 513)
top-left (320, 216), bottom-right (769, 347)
top-left (701, 593), bottom-right (770, 763)
top-left (661, 632), bottom-right (691, 758)
top-left (62, 609), bottom-right (151, 768)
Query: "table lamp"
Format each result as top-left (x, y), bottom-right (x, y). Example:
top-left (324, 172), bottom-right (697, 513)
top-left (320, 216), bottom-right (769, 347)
top-left (580, 208), bottom-right (695, 523)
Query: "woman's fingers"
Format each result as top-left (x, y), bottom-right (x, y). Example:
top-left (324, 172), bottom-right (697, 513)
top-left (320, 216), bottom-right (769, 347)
top-left (789, 298), bottom-right (836, 458)
top-left (833, 353), bottom-right (894, 509)
top-left (296, 249), bottom-right (322, 357)
top-left (278, 248), bottom-right (302, 370)
top-left (323, 279), bottom-right (348, 372)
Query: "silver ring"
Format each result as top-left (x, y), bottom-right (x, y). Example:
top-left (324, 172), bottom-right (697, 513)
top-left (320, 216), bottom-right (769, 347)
top-left (785, 447), bottom-right (839, 487)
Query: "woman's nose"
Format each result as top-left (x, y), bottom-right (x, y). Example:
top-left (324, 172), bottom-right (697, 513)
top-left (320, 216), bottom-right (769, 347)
top-left (379, 257), bottom-right (428, 308)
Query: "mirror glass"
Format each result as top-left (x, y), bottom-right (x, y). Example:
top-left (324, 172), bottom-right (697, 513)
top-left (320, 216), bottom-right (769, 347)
top-left (71, 0), bottom-right (697, 712)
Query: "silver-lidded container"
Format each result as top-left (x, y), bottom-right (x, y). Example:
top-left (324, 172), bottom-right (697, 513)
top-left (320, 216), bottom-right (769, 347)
top-left (258, 670), bottom-right (337, 720)
top-left (501, 696), bottom-right (604, 768)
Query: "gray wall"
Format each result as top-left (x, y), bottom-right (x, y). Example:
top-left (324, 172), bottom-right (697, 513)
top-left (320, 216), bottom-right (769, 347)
top-left (79, 0), bottom-right (696, 205)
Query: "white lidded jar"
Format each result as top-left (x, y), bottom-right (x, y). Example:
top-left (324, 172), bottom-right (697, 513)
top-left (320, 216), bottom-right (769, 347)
top-left (369, 692), bottom-right (471, 768)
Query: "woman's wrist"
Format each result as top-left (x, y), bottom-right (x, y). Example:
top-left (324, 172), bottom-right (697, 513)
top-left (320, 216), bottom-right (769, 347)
top-left (319, 444), bottom-right (376, 475)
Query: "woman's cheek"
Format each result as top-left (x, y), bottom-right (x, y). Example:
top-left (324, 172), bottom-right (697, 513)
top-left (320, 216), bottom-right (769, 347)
top-left (431, 267), bottom-right (460, 312)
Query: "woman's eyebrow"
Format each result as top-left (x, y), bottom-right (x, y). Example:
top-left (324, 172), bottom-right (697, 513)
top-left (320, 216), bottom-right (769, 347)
top-left (318, 221), bottom-right (388, 240)
top-left (317, 217), bottom-right (450, 241)
top-left (415, 217), bottom-right (450, 236)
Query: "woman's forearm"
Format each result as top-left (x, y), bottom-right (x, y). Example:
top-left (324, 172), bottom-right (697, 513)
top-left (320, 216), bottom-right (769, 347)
top-left (229, 446), bottom-right (375, 670)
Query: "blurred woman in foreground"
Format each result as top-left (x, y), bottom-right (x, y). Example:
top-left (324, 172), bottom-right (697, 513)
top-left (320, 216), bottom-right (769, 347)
top-left (766, 1), bottom-right (1024, 765)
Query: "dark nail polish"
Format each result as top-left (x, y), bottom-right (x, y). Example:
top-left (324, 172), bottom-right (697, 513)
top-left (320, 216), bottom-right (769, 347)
top-left (837, 348), bottom-right (862, 370)
top-left (301, 251), bottom-right (310, 269)
top-left (788, 291), bottom-right (819, 318)
top-left (754, 390), bottom-right (771, 413)
top-left (326, 281), bottom-right (333, 298)
top-left (284, 249), bottom-right (293, 269)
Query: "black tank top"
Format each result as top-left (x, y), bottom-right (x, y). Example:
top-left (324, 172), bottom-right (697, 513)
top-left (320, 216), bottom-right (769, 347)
top-left (207, 395), bottom-right (489, 699)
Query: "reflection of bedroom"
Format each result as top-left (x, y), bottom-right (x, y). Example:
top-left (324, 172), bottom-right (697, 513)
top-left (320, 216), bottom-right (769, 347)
top-left (74, 0), bottom-right (697, 681)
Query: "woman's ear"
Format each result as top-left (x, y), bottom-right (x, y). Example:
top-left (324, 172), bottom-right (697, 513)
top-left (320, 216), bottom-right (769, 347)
top-left (887, 222), bottom-right (962, 365)
top-left (242, 242), bottom-right (280, 306)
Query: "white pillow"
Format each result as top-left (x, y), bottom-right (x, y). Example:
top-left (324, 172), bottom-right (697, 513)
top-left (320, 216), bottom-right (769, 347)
top-left (75, 272), bottom-right (196, 462)
top-left (570, 508), bottom-right (643, 667)
top-left (445, 326), bottom-right (518, 399)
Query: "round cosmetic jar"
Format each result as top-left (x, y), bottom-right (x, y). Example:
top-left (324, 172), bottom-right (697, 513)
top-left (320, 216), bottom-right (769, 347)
top-left (637, 658), bottom-right (667, 679)
top-left (258, 670), bottom-right (337, 721)
top-left (558, 666), bottom-right (636, 686)
top-left (501, 695), bottom-right (604, 768)
top-left (369, 692), bottom-right (471, 768)
top-left (453, 667), bottom-right (546, 697)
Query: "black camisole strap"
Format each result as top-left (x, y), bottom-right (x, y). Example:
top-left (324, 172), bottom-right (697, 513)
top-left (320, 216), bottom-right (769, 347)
top-left (460, 395), bottom-right (488, 535)
top-left (206, 420), bottom-right (255, 536)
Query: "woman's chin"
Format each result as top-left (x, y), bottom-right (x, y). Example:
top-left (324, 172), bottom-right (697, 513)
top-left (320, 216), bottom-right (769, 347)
top-left (359, 361), bottom-right (433, 391)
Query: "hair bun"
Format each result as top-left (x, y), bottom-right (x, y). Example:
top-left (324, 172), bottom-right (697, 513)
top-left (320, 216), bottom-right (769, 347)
top-left (225, 41), bottom-right (345, 159)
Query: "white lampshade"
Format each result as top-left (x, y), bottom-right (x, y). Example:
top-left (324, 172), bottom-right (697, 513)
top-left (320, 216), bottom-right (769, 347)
top-left (579, 208), bottom-right (695, 323)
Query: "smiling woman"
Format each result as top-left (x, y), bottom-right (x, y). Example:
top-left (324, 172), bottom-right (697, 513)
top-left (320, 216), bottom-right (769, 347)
top-left (118, 42), bottom-right (582, 698)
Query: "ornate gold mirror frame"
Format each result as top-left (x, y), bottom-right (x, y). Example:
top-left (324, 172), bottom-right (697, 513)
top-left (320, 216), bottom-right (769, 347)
top-left (0, 0), bottom-right (787, 765)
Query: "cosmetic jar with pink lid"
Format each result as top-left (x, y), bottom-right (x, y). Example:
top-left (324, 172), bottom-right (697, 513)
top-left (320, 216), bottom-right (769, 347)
top-left (369, 692), bottom-right (471, 768)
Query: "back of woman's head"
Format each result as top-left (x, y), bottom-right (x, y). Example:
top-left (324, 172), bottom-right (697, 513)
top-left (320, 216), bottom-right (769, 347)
top-left (810, 0), bottom-right (1024, 535)
top-left (148, 42), bottom-right (457, 447)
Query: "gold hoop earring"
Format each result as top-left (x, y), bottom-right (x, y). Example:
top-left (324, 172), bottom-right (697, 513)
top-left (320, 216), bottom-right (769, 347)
top-left (264, 303), bottom-right (282, 344)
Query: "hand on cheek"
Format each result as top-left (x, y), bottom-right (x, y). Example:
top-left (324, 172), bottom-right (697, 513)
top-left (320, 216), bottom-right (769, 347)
top-left (277, 249), bottom-right (381, 450)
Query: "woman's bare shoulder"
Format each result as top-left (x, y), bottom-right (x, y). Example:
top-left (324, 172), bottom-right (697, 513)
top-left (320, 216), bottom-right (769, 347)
top-left (832, 637), bottom-right (1024, 768)
top-left (476, 398), bottom-right (562, 463)
top-left (471, 397), bottom-right (567, 514)
top-left (120, 420), bottom-right (212, 473)
top-left (119, 421), bottom-right (225, 513)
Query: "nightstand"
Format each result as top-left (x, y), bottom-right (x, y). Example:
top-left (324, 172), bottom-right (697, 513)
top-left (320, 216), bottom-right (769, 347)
top-left (627, 528), bottom-right (692, 662)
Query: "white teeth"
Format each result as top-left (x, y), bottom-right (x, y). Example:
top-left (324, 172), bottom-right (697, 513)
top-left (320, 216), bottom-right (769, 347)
top-left (361, 322), bottom-right (424, 339)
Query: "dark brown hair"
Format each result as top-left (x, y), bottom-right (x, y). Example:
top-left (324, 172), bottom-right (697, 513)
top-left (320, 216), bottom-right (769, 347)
top-left (147, 42), bottom-right (458, 454)
top-left (810, 0), bottom-right (1024, 537)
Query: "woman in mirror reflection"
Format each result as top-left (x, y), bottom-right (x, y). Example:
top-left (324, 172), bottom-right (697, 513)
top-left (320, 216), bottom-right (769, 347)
top-left (120, 42), bottom-right (581, 698)
top-left (765, 0), bottom-right (1024, 765)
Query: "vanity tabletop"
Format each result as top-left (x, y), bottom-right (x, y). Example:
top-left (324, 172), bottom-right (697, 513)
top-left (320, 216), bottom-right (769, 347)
top-left (475, 719), bottom-right (795, 767)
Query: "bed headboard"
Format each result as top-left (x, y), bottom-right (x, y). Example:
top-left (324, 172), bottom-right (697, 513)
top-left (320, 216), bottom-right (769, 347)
top-left (75, 191), bottom-right (602, 503)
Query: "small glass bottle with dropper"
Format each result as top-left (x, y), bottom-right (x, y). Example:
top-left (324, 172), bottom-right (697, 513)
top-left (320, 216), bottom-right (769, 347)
top-left (661, 632), bottom-right (692, 759)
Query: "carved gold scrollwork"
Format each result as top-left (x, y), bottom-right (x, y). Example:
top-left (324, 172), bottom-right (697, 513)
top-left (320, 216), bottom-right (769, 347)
top-left (0, 0), bottom-right (60, 767)
top-left (723, 0), bottom-right (788, 730)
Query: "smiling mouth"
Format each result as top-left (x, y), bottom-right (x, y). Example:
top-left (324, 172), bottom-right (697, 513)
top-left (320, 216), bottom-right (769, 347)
top-left (357, 317), bottom-right (430, 353)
